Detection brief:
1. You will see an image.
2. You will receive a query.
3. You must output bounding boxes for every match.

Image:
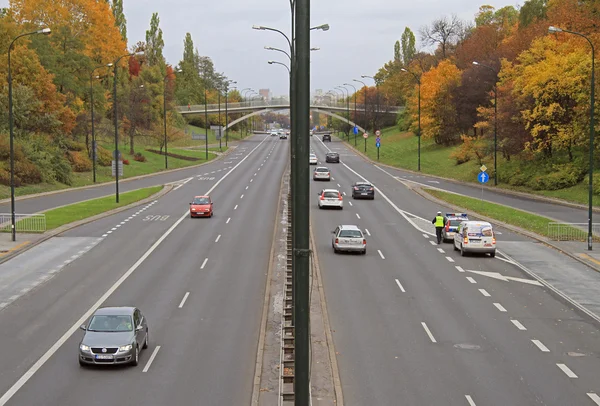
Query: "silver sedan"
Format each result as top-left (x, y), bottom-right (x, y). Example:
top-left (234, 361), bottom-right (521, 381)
top-left (332, 225), bottom-right (366, 254)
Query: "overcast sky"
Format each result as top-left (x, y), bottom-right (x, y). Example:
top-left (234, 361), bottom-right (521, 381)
top-left (2, 0), bottom-right (517, 96)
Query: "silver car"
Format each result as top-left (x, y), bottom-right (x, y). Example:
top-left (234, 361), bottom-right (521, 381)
top-left (332, 225), bottom-right (366, 254)
top-left (318, 189), bottom-right (343, 209)
top-left (453, 220), bottom-right (496, 257)
top-left (78, 306), bottom-right (149, 367)
top-left (313, 166), bottom-right (331, 181)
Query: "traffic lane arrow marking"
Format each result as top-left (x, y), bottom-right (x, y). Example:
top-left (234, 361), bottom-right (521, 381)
top-left (465, 270), bottom-right (543, 286)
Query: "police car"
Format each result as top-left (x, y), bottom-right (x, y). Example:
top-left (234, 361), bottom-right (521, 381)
top-left (442, 213), bottom-right (469, 242)
top-left (453, 220), bottom-right (496, 257)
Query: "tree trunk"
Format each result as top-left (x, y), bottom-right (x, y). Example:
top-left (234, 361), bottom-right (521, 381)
top-left (129, 128), bottom-right (135, 155)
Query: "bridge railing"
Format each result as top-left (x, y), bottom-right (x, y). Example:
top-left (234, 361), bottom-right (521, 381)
top-left (177, 100), bottom-right (403, 113)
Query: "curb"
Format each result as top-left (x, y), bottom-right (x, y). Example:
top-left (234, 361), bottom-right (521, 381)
top-left (0, 143), bottom-right (237, 205)
top-left (333, 134), bottom-right (600, 214)
top-left (412, 185), bottom-right (600, 274)
top-left (0, 184), bottom-right (173, 266)
top-left (309, 221), bottom-right (344, 406)
top-left (250, 164), bottom-right (288, 405)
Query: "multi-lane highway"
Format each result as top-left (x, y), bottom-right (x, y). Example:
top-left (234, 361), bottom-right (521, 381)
top-left (0, 134), bottom-right (288, 406)
top-left (309, 135), bottom-right (600, 405)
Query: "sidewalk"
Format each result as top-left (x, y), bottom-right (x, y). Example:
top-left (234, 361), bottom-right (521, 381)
top-left (0, 233), bottom-right (46, 260)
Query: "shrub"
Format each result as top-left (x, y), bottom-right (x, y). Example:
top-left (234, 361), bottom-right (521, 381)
top-left (0, 168), bottom-right (20, 187)
top-left (65, 140), bottom-right (87, 152)
top-left (527, 163), bottom-right (584, 190)
top-left (593, 175), bottom-right (600, 195)
top-left (133, 152), bottom-right (146, 162)
top-left (66, 151), bottom-right (92, 172)
top-left (96, 146), bottom-right (112, 167)
top-left (51, 154), bottom-right (73, 185)
top-left (14, 160), bottom-right (42, 184)
top-left (122, 159), bottom-right (130, 165)
top-left (450, 145), bottom-right (471, 165)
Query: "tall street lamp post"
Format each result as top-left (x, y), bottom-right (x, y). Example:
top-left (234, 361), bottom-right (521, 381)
top-left (353, 79), bottom-right (367, 152)
top-left (331, 88), bottom-right (344, 135)
top-left (472, 61), bottom-right (498, 186)
top-left (163, 68), bottom-right (182, 169)
top-left (220, 80), bottom-right (236, 150)
top-left (549, 26), bottom-right (595, 250)
top-left (90, 62), bottom-right (113, 183)
top-left (204, 74), bottom-right (210, 160)
top-left (362, 75), bottom-right (379, 130)
top-left (344, 82), bottom-right (357, 145)
top-left (400, 68), bottom-right (421, 171)
top-left (113, 51), bottom-right (143, 203)
top-left (225, 85), bottom-right (236, 147)
top-left (337, 86), bottom-right (351, 142)
top-left (8, 27), bottom-right (51, 242)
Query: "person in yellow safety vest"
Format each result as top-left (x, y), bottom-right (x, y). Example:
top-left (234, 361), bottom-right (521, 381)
top-left (431, 211), bottom-right (447, 244)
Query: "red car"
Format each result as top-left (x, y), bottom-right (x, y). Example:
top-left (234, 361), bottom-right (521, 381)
top-left (189, 195), bottom-right (213, 218)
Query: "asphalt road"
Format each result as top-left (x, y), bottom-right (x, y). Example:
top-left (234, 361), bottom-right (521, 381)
top-left (0, 133), bottom-right (289, 406)
top-left (0, 148), bottom-right (239, 214)
top-left (330, 135), bottom-right (590, 224)
top-left (309, 136), bottom-right (600, 405)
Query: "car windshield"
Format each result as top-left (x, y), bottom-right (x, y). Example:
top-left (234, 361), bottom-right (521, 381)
top-left (449, 220), bottom-right (462, 227)
top-left (87, 315), bottom-right (133, 332)
top-left (324, 191), bottom-right (339, 198)
top-left (356, 183), bottom-right (371, 188)
top-left (310, 154), bottom-right (316, 158)
top-left (339, 230), bottom-right (362, 238)
top-left (316, 168), bottom-right (328, 172)
top-left (193, 197), bottom-right (210, 205)
top-left (327, 153), bottom-right (338, 156)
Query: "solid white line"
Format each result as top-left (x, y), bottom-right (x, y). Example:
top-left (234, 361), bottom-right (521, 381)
top-left (365, 229), bottom-right (371, 236)
top-left (421, 322), bottom-right (437, 343)
top-left (178, 292), bottom-right (190, 308)
top-left (0, 303), bottom-right (7, 309)
top-left (422, 233), bottom-right (429, 238)
top-left (395, 279), bottom-right (405, 292)
top-left (437, 248), bottom-right (445, 253)
top-left (531, 339), bottom-right (550, 352)
top-left (215, 234), bottom-right (221, 242)
top-left (511, 319), bottom-right (527, 330)
top-left (20, 288), bottom-right (30, 294)
top-left (479, 289), bottom-right (491, 297)
top-left (557, 363), bottom-right (577, 378)
top-left (356, 213), bottom-right (361, 219)
top-left (466, 277), bottom-right (477, 284)
top-left (378, 250), bottom-right (385, 259)
top-left (349, 201), bottom-right (353, 206)
top-left (455, 266), bottom-right (465, 272)
top-left (429, 241), bottom-right (436, 245)
top-left (241, 194), bottom-right (244, 199)
top-left (9, 295), bottom-right (19, 301)
top-left (142, 346), bottom-right (161, 372)
top-left (465, 395), bottom-right (476, 406)
top-left (493, 303), bottom-right (507, 312)
top-left (234, 205), bottom-right (238, 210)
top-left (226, 217), bottom-right (231, 224)
top-left (445, 256), bottom-right (455, 263)
top-left (0, 134), bottom-right (271, 406)
top-left (587, 393), bottom-right (600, 405)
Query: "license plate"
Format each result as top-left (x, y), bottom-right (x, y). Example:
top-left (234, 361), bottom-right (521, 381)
top-left (361, 193), bottom-right (368, 195)
top-left (95, 355), bottom-right (113, 360)
top-left (484, 243), bottom-right (492, 247)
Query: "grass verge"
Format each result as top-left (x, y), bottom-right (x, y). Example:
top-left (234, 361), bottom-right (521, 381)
top-left (423, 188), bottom-right (588, 240)
top-left (42, 186), bottom-right (162, 231)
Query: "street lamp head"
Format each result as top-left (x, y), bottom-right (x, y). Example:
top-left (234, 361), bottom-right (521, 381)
top-left (319, 24), bottom-right (330, 31)
top-left (106, 63), bottom-right (114, 67)
top-left (400, 68), bottom-right (407, 72)
top-left (252, 25), bottom-right (264, 30)
top-left (264, 46), bottom-right (274, 50)
top-left (94, 75), bottom-right (100, 79)
top-left (174, 68), bottom-right (182, 73)
top-left (310, 47), bottom-right (320, 51)
top-left (268, 60), bottom-right (274, 64)
top-left (135, 51), bottom-right (144, 56)
top-left (38, 27), bottom-right (51, 35)
top-left (472, 61), bottom-right (480, 65)
top-left (548, 26), bottom-right (562, 33)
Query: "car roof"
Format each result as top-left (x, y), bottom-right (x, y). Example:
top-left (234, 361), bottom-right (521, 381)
top-left (309, 153), bottom-right (316, 155)
top-left (338, 225), bottom-right (361, 231)
top-left (322, 189), bottom-right (340, 193)
top-left (326, 151), bottom-right (338, 154)
top-left (315, 166), bottom-right (329, 170)
top-left (193, 195), bottom-right (210, 199)
top-left (354, 181), bottom-right (371, 185)
top-left (94, 307), bottom-right (135, 316)
top-left (461, 220), bottom-right (492, 226)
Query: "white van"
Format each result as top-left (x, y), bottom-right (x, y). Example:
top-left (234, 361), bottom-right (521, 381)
top-left (453, 220), bottom-right (496, 257)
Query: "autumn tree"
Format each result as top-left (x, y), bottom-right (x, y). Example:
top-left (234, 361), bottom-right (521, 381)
top-left (420, 14), bottom-right (467, 59)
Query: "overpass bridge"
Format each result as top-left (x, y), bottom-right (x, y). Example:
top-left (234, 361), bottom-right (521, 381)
top-left (176, 100), bottom-right (404, 132)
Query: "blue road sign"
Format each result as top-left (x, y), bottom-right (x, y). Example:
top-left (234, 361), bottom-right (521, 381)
top-left (353, 126), bottom-right (359, 135)
top-left (376, 137), bottom-right (380, 143)
top-left (376, 141), bottom-right (381, 148)
top-left (478, 171), bottom-right (489, 183)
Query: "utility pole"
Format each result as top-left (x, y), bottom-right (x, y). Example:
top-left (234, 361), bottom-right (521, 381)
top-left (293, 0), bottom-right (310, 403)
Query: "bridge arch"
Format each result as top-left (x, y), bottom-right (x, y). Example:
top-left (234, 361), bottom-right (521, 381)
top-left (223, 107), bottom-right (366, 133)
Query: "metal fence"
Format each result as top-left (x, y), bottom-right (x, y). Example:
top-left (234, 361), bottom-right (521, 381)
top-left (547, 222), bottom-right (600, 242)
top-left (0, 213), bottom-right (46, 233)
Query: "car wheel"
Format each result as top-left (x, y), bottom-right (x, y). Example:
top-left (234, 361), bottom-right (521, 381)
top-left (79, 358), bottom-right (86, 367)
top-left (143, 331), bottom-right (149, 349)
top-left (490, 251), bottom-right (496, 258)
top-left (131, 345), bottom-right (139, 366)
top-left (453, 242), bottom-right (459, 251)
top-left (460, 244), bottom-right (466, 257)
top-left (209, 212), bottom-right (213, 218)
top-left (361, 250), bottom-right (366, 255)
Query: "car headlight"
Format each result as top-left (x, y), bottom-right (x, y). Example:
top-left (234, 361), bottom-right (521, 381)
top-left (80, 344), bottom-right (90, 351)
top-left (119, 344), bottom-right (133, 352)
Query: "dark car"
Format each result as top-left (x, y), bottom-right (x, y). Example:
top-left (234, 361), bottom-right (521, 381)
top-left (351, 181), bottom-right (375, 199)
top-left (322, 133), bottom-right (331, 142)
top-left (78, 307), bottom-right (149, 367)
top-left (325, 152), bottom-right (339, 163)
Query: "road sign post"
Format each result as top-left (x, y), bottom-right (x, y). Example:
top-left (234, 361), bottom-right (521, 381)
top-left (478, 169), bottom-right (489, 199)
top-left (376, 139), bottom-right (381, 161)
top-left (111, 160), bottom-right (123, 177)
top-left (363, 132), bottom-right (368, 153)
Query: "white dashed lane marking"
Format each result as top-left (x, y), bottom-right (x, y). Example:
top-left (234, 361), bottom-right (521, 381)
top-left (215, 235), bottom-right (221, 243)
top-left (455, 266), bottom-right (465, 272)
top-left (437, 248), bottom-right (445, 253)
top-left (234, 205), bottom-right (238, 210)
top-left (465, 395), bottom-right (476, 406)
top-left (422, 234), bottom-right (429, 238)
top-left (365, 229), bottom-right (370, 236)
top-left (395, 279), bottom-right (405, 292)
top-left (421, 322), bottom-right (437, 343)
top-left (466, 277), bottom-right (477, 284)
top-left (557, 363), bottom-right (577, 378)
top-left (348, 201), bottom-right (353, 206)
top-left (587, 393), bottom-right (600, 405)
top-left (356, 213), bottom-right (361, 219)
top-left (511, 319), bottom-right (527, 330)
top-left (479, 289), bottom-right (491, 297)
top-left (378, 250), bottom-right (385, 259)
top-left (445, 256), bottom-right (455, 263)
top-left (531, 339), bottom-right (550, 352)
top-left (493, 303), bottom-right (507, 312)
top-left (226, 217), bottom-right (231, 224)
top-left (429, 241), bottom-right (436, 245)
top-left (200, 258), bottom-right (208, 269)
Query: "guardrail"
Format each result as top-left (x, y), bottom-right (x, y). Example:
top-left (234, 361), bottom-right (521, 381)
top-left (176, 100), bottom-right (403, 114)
top-left (547, 222), bottom-right (600, 242)
top-left (0, 213), bottom-right (46, 233)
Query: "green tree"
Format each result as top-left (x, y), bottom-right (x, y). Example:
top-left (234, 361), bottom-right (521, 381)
top-left (394, 40), bottom-right (401, 63)
top-left (519, 0), bottom-right (548, 28)
top-left (112, 0), bottom-right (127, 42)
top-left (145, 12), bottom-right (165, 69)
top-left (175, 32), bottom-right (203, 105)
top-left (400, 27), bottom-right (416, 65)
